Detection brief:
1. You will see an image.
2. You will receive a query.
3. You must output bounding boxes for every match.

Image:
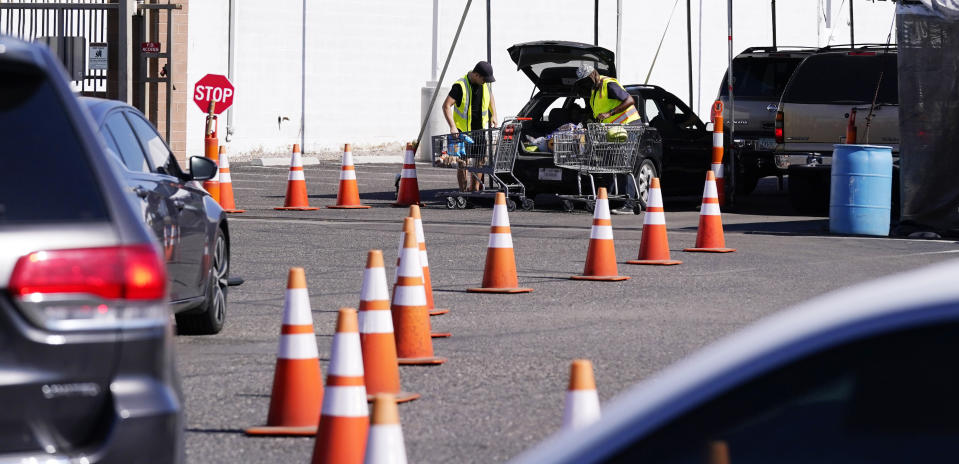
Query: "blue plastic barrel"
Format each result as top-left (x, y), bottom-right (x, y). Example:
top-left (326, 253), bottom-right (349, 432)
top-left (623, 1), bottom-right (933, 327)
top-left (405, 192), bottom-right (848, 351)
top-left (829, 144), bottom-right (893, 236)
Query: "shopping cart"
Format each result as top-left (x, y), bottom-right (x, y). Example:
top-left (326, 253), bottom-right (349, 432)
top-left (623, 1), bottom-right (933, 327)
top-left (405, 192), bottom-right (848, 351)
top-left (551, 123), bottom-right (645, 213)
top-left (431, 119), bottom-right (533, 211)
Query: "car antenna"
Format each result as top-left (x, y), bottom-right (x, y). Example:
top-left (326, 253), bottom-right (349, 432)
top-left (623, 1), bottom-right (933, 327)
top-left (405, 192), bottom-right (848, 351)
top-left (863, 12), bottom-right (896, 144)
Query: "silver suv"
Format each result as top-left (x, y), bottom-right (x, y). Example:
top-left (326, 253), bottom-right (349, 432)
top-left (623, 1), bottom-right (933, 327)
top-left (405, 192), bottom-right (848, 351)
top-left (775, 46), bottom-right (899, 213)
top-left (0, 36), bottom-right (183, 462)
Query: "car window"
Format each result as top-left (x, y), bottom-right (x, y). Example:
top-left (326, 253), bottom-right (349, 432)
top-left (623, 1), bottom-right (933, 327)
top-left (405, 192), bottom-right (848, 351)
top-left (0, 62), bottom-right (108, 223)
top-left (125, 112), bottom-right (173, 173)
top-left (104, 113), bottom-right (151, 173)
top-left (603, 320), bottom-right (959, 463)
top-left (643, 99), bottom-right (660, 123)
top-left (721, 57), bottom-right (804, 99)
top-left (782, 52), bottom-right (899, 105)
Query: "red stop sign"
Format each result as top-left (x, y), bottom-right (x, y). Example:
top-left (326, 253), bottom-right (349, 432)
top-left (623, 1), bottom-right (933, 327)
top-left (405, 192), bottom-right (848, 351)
top-left (193, 74), bottom-right (234, 114)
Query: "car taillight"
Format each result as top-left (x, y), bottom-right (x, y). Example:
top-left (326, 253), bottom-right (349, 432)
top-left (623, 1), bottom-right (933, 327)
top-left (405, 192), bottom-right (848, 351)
top-left (8, 245), bottom-right (168, 331)
top-left (775, 110), bottom-right (784, 144)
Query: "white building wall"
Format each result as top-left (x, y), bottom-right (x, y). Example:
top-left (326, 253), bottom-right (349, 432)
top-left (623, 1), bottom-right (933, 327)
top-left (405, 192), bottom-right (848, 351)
top-left (185, 0), bottom-right (897, 158)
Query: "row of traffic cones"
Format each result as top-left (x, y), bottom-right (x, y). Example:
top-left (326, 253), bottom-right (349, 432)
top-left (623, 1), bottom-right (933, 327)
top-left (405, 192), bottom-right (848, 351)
top-left (463, 171), bottom-right (735, 291)
top-left (208, 142), bottom-right (396, 212)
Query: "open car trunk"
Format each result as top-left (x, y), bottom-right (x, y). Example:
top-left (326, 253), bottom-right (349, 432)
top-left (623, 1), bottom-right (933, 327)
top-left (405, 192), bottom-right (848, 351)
top-left (507, 41), bottom-right (616, 92)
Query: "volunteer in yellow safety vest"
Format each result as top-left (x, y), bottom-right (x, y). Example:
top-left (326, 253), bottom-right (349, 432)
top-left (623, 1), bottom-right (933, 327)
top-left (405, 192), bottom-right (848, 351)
top-left (576, 63), bottom-right (641, 214)
top-left (442, 61), bottom-right (499, 191)
top-left (576, 63), bottom-right (640, 125)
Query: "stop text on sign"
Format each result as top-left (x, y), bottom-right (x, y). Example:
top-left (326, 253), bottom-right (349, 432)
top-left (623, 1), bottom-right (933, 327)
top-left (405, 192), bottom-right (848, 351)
top-left (194, 86), bottom-right (233, 104)
top-left (192, 74), bottom-right (235, 114)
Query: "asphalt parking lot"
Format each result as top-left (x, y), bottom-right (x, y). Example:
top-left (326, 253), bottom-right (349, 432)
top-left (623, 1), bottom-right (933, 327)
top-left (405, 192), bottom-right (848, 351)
top-left (177, 160), bottom-right (959, 463)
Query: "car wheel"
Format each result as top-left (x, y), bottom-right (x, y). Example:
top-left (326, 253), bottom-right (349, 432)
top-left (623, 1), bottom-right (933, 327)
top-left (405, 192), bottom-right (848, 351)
top-left (176, 228), bottom-right (228, 335)
top-left (634, 158), bottom-right (657, 210)
top-left (736, 171), bottom-right (760, 195)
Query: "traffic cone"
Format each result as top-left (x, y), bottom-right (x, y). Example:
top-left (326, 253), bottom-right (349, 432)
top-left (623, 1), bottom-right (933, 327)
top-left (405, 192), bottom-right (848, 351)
top-left (364, 394), bottom-right (408, 464)
top-left (409, 205), bottom-right (449, 317)
top-left (310, 308), bottom-right (370, 464)
top-left (392, 217), bottom-right (446, 365)
top-left (358, 250), bottom-right (420, 404)
top-left (562, 359), bottom-right (601, 431)
top-left (391, 216), bottom-right (450, 339)
top-left (328, 143), bottom-right (371, 209)
top-left (627, 178), bottom-right (681, 265)
top-left (245, 268), bottom-right (323, 436)
top-left (203, 145), bottom-right (220, 204)
top-left (711, 101), bottom-right (726, 206)
top-left (467, 192), bottom-right (533, 294)
top-left (217, 146), bottom-right (245, 213)
top-left (275, 144), bottom-right (319, 211)
top-left (685, 171), bottom-right (736, 253)
top-left (571, 188), bottom-right (629, 281)
top-left (392, 143), bottom-right (421, 207)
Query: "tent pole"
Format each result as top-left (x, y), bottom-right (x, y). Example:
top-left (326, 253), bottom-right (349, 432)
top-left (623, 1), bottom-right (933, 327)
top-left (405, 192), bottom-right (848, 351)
top-left (594, 0), bottom-right (599, 45)
top-left (687, 0), bottom-right (693, 108)
top-left (849, 0), bottom-right (855, 47)
top-left (415, 0), bottom-right (473, 149)
top-left (727, 0), bottom-right (735, 205)
top-left (486, 0), bottom-right (491, 62)
top-left (771, 0), bottom-right (777, 47)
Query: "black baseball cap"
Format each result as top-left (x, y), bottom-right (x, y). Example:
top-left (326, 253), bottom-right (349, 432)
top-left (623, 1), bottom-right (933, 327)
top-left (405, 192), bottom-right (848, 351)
top-left (473, 61), bottom-right (495, 83)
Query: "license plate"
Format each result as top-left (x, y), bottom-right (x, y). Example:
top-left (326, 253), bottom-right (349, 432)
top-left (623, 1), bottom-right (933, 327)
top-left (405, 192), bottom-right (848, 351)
top-left (757, 138), bottom-right (777, 150)
top-left (538, 168), bottom-right (563, 181)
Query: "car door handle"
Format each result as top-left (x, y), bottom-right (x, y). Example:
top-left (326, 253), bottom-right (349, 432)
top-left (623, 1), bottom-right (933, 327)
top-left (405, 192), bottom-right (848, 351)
top-left (173, 199), bottom-right (186, 211)
top-left (133, 187), bottom-right (149, 199)
top-left (766, 104), bottom-right (778, 111)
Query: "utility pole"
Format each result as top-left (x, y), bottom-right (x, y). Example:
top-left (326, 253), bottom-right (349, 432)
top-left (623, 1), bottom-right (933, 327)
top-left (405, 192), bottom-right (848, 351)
top-left (687, 0), bottom-right (693, 108)
top-left (771, 0), bottom-right (777, 47)
top-left (849, 0), bottom-right (855, 47)
top-left (594, 0), bottom-right (599, 45)
top-left (486, 0), bottom-right (491, 63)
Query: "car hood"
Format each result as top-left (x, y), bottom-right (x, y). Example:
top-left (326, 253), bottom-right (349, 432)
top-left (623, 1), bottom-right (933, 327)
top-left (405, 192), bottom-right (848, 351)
top-left (507, 41), bottom-right (616, 92)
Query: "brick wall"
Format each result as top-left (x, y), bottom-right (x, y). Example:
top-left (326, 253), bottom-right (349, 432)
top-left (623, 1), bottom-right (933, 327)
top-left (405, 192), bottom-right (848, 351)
top-left (147, 0), bottom-right (189, 164)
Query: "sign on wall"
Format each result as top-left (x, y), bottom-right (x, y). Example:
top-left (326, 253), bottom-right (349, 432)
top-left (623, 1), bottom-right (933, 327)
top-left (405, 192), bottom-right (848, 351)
top-left (89, 42), bottom-right (107, 70)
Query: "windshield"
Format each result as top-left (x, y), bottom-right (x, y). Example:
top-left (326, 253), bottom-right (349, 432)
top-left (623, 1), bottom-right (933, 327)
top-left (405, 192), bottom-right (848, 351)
top-left (720, 56), bottom-right (804, 99)
top-left (782, 52), bottom-right (898, 105)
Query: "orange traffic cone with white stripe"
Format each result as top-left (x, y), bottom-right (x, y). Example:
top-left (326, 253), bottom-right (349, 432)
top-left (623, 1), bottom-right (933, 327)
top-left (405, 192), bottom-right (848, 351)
top-left (711, 101), bottom-right (727, 206)
top-left (571, 188), bottom-right (630, 281)
top-left (392, 217), bottom-right (446, 365)
top-left (310, 308), bottom-right (370, 464)
top-left (468, 192), bottom-right (533, 293)
top-left (409, 205), bottom-right (449, 317)
top-left (329, 143), bottom-right (371, 209)
top-left (203, 145), bottom-right (220, 204)
top-left (245, 268), bottom-right (323, 436)
top-left (217, 146), bottom-right (245, 213)
top-left (627, 178), bottom-right (681, 265)
top-left (364, 394), bottom-right (408, 464)
top-left (393, 143), bottom-right (421, 207)
top-left (685, 171), bottom-right (736, 253)
top-left (562, 359), bottom-right (601, 431)
top-left (275, 144), bottom-right (318, 211)
top-left (391, 216), bottom-right (450, 338)
top-left (358, 250), bottom-right (420, 403)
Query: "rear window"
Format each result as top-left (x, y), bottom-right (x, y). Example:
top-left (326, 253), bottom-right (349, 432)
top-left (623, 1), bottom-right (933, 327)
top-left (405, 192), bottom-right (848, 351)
top-left (782, 52), bottom-right (898, 105)
top-left (720, 57), bottom-right (804, 99)
top-left (0, 62), bottom-right (109, 224)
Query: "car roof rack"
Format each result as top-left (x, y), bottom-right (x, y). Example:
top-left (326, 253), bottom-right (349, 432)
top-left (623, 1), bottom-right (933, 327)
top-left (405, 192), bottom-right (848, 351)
top-left (817, 43), bottom-right (896, 52)
top-left (740, 46), bottom-right (817, 54)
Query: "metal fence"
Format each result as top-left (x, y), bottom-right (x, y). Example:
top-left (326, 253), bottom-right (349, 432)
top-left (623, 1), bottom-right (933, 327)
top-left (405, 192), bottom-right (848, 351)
top-left (0, 0), bottom-right (116, 96)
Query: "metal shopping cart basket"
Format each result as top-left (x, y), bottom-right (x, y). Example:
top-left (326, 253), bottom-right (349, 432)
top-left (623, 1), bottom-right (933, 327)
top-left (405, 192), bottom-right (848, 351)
top-left (551, 123), bottom-right (644, 213)
top-left (430, 119), bottom-right (533, 211)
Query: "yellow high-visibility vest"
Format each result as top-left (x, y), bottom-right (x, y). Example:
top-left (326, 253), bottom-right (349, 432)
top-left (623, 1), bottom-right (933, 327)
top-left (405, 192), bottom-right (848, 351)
top-left (590, 76), bottom-right (640, 124)
top-left (452, 74), bottom-right (490, 132)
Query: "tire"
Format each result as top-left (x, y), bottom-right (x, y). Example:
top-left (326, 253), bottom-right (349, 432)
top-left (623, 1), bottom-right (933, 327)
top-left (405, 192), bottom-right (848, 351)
top-left (176, 228), bottom-right (228, 335)
top-left (455, 196), bottom-right (467, 209)
top-left (633, 158), bottom-right (657, 210)
top-left (505, 198), bottom-right (517, 212)
top-left (584, 199), bottom-right (595, 213)
top-left (561, 199), bottom-right (575, 212)
top-left (521, 198), bottom-right (535, 211)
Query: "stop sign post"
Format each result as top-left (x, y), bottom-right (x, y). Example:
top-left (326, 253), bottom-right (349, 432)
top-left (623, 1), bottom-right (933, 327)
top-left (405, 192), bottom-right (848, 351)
top-left (193, 74), bottom-right (234, 114)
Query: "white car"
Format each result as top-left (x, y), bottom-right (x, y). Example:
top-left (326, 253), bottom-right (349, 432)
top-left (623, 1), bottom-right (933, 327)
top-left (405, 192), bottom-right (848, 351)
top-left (512, 258), bottom-right (959, 463)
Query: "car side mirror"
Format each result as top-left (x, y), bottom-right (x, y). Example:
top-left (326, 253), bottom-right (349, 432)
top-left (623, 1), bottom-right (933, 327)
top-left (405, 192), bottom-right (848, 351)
top-left (189, 156), bottom-right (217, 181)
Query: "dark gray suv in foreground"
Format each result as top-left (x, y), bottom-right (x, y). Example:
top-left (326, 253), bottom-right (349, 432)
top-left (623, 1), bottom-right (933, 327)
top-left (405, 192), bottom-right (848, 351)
top-left (0, 36), bottom-right (183, 462)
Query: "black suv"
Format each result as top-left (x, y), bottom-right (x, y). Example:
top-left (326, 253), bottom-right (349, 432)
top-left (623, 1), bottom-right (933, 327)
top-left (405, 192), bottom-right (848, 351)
top-left (0, 36), bottom-right (183, 462)
top-left (508, 41), bottom-right (710, 209)
top-left (716, 46), bottom-right (815, 194)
